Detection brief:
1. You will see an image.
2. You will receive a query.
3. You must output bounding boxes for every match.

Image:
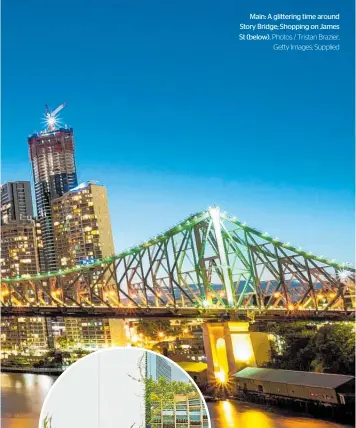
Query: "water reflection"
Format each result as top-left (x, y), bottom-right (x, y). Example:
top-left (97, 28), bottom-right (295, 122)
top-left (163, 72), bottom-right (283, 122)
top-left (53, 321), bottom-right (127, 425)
top-left (1, 373), bottom-right (56, 428)
top-left (241, 410), bottom-right (273, 428)
top-left (208, 399), bottom-right (353, 428)
top-left (1, 373), bottom-right (353, 428)
top-left (220, 400), bottom-right (239, 427)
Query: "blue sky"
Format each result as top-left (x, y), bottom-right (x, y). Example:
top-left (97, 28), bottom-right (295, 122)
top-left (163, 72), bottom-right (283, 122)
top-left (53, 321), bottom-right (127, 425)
top-left (2, 0), bottom-right (354, 263)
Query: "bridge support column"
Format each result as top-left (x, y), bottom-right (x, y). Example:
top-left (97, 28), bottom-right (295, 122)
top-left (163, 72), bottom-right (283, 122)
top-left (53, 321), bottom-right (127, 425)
top-left (108, 319), bottom-right (127, 346)
top-left (202, 321), bottom-right (271, 387)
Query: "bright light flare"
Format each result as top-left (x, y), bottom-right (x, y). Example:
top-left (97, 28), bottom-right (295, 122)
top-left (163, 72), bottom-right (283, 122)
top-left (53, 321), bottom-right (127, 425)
top-left (215, 370), bottom-right (226, 383)
top-left (43, 113), bottom-right (62, 132)
top-left (42, 103), bottom-right (66, 132)
top-left (231, 334), bottom-right (254, 362)
top-left (337, 269), bottom-right (353, 283)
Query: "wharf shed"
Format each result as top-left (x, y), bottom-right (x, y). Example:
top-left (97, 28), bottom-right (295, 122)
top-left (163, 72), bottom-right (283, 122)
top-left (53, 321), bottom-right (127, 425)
top-left (234, 367), bottom-right (354, 405)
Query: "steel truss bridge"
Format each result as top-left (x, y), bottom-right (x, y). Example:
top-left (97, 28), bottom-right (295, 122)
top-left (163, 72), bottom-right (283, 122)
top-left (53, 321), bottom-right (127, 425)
top-left (1, 207), bottom-right (355, 320)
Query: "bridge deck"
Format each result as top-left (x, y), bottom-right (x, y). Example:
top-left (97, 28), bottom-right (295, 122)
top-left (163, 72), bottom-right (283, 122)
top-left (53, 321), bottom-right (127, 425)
top-left (1, 306), bottom-right (353, 321)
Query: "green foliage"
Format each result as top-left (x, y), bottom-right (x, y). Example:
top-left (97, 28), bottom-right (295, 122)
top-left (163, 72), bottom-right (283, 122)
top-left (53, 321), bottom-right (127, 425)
top-left (2, 354), bottom-right (30, 367)
top-left (31, 348), bottom-right (91, 369)
top-left (130, 352), bottom-right (198, 426)
top-left (136, 319), bottom-right (183, 340)
top-left (72, 348), bottom-right (92, 358)
top-left (308, 323), bottom-right (355, 374)
top-left (43, 415), bottom-right (53, 428)
top-left (33, 350), bottom-right (67, 368)
top-left (266, 322), bottom-right (355, 375)
top-left (149, 376), bottom-right (197, 400)
top-left (55, 335), bottom-right (76, 350)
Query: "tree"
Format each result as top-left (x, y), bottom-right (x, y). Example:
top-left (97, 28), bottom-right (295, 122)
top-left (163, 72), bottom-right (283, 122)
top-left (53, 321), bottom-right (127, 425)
top-left (266, 322), bottom-right (355, 375)
top-left (308, 323), bottom-right (355, 375)
top-left (136, 320), bottom-right (181, 341)
top-left (267, 322), bottom-right (316, 371)
top-left (129, 353), bottom-right (199, 427)
top-left (55, 336), bottom-right (76, 350)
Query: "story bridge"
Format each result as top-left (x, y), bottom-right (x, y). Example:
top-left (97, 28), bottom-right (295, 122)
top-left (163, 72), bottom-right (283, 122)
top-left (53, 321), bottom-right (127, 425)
top-left (1, 207), bottom-right (355, 321)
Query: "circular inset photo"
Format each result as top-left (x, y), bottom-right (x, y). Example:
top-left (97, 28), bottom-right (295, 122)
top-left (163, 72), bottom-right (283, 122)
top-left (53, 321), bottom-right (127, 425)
top-left (39, 347), bottom-right (211, 428)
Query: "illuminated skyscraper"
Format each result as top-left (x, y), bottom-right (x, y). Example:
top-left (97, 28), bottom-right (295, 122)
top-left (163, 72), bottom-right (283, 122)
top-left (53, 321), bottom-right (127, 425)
top-left (28, 126), bottom-right (78, 272)
top-left (0, 181), bottom-right (48, 354)
top-left (63, 318), bottom-right (127, 349)
top-left (1, 181), bottom-right (33, 224)
top-left (0, 221), bottom-right (39, 278)
top-left (0, 181), bottom-right (39, 278)
top-left (51, 181), bottom-right (114, 268)
top-left (1, 316), bottom-right (48, 352)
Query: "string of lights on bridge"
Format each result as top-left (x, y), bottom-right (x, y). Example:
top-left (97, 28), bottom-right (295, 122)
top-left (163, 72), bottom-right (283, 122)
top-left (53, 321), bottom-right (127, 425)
top-left (1, 206), bottom-right (353, 284)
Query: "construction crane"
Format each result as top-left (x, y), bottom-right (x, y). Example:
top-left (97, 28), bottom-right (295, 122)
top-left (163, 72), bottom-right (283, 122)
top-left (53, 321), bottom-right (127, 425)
top-left (44, 102), bottom-right (66, 131)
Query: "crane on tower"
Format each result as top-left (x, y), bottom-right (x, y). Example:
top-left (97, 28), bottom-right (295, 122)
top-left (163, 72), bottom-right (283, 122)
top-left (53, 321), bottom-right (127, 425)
top-left (44, 102), bottom-right (66, 132)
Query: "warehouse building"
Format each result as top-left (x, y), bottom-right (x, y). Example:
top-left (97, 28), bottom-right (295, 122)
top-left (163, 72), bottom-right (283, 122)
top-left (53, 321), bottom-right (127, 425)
top-left (234, 367), bottom-right (355, 405)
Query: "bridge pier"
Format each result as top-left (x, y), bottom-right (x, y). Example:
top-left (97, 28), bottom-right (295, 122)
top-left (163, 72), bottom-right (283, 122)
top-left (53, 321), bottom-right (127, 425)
top-left (202, 321), bottom-right (271, 387)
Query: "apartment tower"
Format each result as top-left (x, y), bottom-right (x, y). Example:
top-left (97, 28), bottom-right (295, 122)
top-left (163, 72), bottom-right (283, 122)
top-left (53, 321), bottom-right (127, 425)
top-left (51, 181), bottom-right (114, 268)
top-left (28, 127), bottom-right (78, 272)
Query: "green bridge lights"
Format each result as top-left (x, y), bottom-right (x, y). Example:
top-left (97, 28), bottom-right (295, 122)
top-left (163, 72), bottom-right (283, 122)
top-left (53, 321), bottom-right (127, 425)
top-left (1, 207), bottom-right (355, 318)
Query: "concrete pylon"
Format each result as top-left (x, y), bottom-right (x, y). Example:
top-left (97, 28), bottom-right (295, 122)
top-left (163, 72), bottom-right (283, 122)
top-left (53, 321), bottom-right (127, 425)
top-left (202, 321), bottom-right (271, 386)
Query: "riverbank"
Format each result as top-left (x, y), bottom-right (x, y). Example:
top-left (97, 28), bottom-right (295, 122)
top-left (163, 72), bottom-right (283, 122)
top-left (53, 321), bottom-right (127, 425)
top-left (1, 366), bottom-right (65, 375)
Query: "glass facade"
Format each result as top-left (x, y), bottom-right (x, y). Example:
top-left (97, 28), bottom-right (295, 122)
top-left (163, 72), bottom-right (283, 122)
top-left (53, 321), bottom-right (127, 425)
top-left (28, 128), bottom-right (78, 272)
top-left (150, 395), bottom-right (209, 428)
top-left (147, 352), bottom-right (172, 381)
top-left (1, 181), bottom-right (33, 224)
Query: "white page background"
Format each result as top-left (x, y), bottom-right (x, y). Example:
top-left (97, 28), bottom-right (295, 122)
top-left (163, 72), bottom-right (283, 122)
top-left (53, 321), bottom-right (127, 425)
top-left (39, 348), bottom-right (145, 428)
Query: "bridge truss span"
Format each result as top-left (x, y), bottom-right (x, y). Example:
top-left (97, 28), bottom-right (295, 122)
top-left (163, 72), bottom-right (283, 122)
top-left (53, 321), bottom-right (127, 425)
top-left (1, 207), bottom-right (355, 318)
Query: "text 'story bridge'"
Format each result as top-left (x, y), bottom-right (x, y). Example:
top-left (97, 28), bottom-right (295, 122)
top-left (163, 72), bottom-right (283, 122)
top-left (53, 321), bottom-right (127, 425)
top-left (1, 208), bottom-right (355, 320)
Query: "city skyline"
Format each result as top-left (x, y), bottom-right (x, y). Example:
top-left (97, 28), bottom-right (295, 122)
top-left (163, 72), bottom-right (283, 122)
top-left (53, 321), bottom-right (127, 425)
top-left (3, 2), bottom-right (354, 265)
top-left (1, 1), bottom-right (355, 427)
top-left (2, 145), bottom-right (354, 268)
top-left (1, 101), bottom-right (354, 266)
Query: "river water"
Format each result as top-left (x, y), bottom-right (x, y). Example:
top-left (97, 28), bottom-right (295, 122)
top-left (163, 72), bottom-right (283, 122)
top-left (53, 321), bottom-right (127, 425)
top-left (1, 373), bottom-right (353, 428)
top-left (207, 400), bottom-right (354, 428)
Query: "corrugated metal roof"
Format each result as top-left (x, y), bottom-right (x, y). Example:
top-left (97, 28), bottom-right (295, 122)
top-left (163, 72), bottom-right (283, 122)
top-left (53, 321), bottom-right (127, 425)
top-left (234, 367), bottom-right (354, 389)
top-left (177, 362), bottom-right (207, 373)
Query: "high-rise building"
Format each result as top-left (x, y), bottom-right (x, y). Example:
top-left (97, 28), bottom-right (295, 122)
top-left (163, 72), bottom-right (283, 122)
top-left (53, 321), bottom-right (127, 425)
top-left (28, 127), bottom-right (78, 272)
top-left (0, 181), bottom-right (48, 354)
top-left (63, 318), bottom-right (127, 349)
top-left (1, 316), bottom-right (48, 352)
top-left (51, 181), bottom-right (114, 268)
top-left (147, 352), bottom-right (172, 381)
top-left (1, 181), bottom-right (33, 224)
top-left (0, 181), bottom-right (39, 278)
top-left (35, 217), bottom-right (45, 272)
top-left (0, 220), bottom-right (40, 278)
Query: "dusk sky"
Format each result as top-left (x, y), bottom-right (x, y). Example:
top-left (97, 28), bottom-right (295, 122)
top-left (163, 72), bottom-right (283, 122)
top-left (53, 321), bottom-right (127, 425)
top-left (2, 0), bottom-right (354, 263)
